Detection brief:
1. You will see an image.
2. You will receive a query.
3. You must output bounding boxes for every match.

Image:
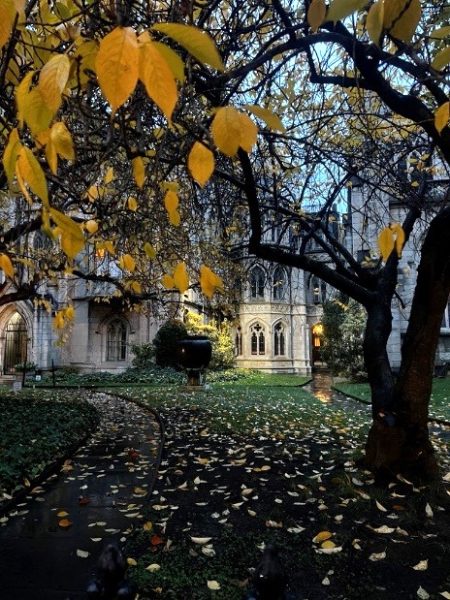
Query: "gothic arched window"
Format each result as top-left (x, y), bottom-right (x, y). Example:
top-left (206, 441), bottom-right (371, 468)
top-left (106, 319), bottom-right (128, 361)
top-left (272, 267), bottom-right (286, 301)
top-left (250, 266), bottom-right (266, 299)
top-left (274, 322), bottom-right (286, 356)
top-left (250, 322), bottom-right (265, 355)
top-left (235, 326), bottom-right (243, 356)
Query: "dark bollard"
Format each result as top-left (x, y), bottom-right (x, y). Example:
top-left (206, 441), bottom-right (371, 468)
top-left (87, 544), bottom-right (135, 600)
top-left (245, 544), bottom-right (288, 600)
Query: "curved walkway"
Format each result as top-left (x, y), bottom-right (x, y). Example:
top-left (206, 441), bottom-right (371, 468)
top-left (0, 393), bottom-right (162, 600)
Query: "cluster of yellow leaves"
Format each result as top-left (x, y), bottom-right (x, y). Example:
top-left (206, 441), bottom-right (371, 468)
top-left (307, 0), bottom-right (422, 45)
top-left (118, 254), bottom-right (136, 273)
top-left (95, 24), bottom-right (223, 117)
top-left (378, 223), bottom-right (405, 262)
top-left (435, 102), bottom-right (450, 135)
top-left (0, 0), bottom-right (24, 51)
top-left (53, 305), bottom-right (75, 330)
top-left (162, 262), bottom-right (189, 294)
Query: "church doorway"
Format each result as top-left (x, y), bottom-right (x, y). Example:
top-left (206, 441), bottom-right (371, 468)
top-left (3, 312), bottom-right (28, 374)
top-left (311, 323), bottom-right (323, 366)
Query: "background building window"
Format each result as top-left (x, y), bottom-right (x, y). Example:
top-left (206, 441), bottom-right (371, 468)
top-left (274, 322), bottom-right (286, 356)
top-left (272, 267), bottom-right (286, 301)
top-left (106, 319), bottom-right (127, 361)
top-left (250, 322), bottom-right (265, 355)
top-left (250, 266), bottom-right (266, 299)
top-left (235, 326), bottom-right (243, 355)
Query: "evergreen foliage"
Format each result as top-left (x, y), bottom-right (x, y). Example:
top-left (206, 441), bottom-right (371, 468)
top-left (153, 319), bottom-right (188, 368)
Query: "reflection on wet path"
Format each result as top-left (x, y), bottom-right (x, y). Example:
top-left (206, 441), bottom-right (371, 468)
top-left (305, 370), bottom-right (334, 403)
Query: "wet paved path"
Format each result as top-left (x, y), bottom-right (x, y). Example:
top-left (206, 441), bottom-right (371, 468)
top-left (0, 393), bottom-right (162, 600)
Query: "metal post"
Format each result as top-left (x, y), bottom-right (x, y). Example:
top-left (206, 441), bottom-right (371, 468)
top-left (52, 359), bottom-right (56, 387)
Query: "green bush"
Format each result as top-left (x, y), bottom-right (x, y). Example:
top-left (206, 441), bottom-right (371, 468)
top-left (184, 311), bottom-right (235, 370)
top-left (153, 319), bottom-right (188, 368)
top-left (131, 343), bottom-right (155, 368)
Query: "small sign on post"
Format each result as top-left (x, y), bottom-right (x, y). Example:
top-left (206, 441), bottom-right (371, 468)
top-left (12, 380), bottom-right (22, 393)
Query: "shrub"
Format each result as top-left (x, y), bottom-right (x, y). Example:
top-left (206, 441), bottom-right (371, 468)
top-left (184, 311), bottom-right (235, 370)
top-left (153, 319), bottom-right (188, 368)
top-left (131, 343), bottom-right (155, 368)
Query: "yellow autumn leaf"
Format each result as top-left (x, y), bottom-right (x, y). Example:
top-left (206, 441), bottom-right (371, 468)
top-left (313, 531), bottom-right (333, 543)
top-left (15, 146), bottom-right (49, 205)
top-left (130, 281), bottom-right (142, 294)
top-left (152, 23), bottom-right (224, 71)
top-left (211, 106), bottom-right (258, 157)
top-left (152, 42), bottom-right (185, 83)
top-left (378, 227), bottom-right (395, 262)
top-left (430, 26), bottom-right (450, 40)
top-left (307, 0), bottom-right (326, 31)
top-left (53, 310), bottom-right (65, 329)
top-left (104, 166), bottom-right (115, 184)
top-left (321, 540), bottom-right (337, 549)
top-left (17, 72), bottom-right (54, 136)
top-left (0, 254), bottom-right (15, 279)
top-left (188, 142), bottom-right (215, 187)
top-left (2, 128), bottom-right (21, 185)
top-left (164, 190), bottom-right (181, 226)
top-left (139, 40), bottom-right (178, 120)
top-left (132, 156), bottom-right (146, 188)
top-left (128, 196), bottom-right (138, 211)
top-left (85, 220), bottom-right (98, 234)
top-left (391, 223), bottom-right (405, 257)
top-left (65, 305), bottom-right (75, 320)
top-left (366, 1), bottom-right (384, 45)
top-left (0, 0), bottom-right (16, 51)
top-left (144, 242), bottom-right (156, 259)
top-left (162, 273), bottom-right (174, 289)
top-left (435, 102), bottom-right (450, 134)
top-left (38, 54), bottom-right (71, 113)
top-left (118, 254), bottom-right (136, 272)
top-left (173, 262), bottom-right (189, 294)
top-left (244, 104), bottom-right (285, 132)
top-left (326, 0), bottom-right (367, 23)
top-left (103, 240), bottom-right (116, 255)
top-left (95, 27), bottom-right (139, 114)
top-left (49, 208), bottom-right (85, 259)
top-left (50, 122), bottom-right (75, 160)
top-left (432, 47), bottom-right (450, 71)
top-left (199, 265), bottom-right (223, 299)
top-left (384, 0), bottom-right (421, 43)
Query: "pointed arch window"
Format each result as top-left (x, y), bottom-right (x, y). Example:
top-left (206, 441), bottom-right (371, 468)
top-left (274, 322), bottom-right (286, 356)
top-left (250, 322), bottom-right (265, 355)
top-left (106, 319), bottom-right (128, 361)
top-left (235, 326), bottom-right (243, 356)
top-left (272, 267), bottom-right (286, 301)
top-left (250, 266), bottom-right (266, 299)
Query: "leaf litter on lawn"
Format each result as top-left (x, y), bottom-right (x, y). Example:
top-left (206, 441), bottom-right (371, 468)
top-left (119, 384), bottom-right (450, 600)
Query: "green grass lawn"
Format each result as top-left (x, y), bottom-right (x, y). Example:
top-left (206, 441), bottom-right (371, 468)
top-left (0, 391), bottom-right (98, 502)
top-left (334, 379), bottom-right (450, 422)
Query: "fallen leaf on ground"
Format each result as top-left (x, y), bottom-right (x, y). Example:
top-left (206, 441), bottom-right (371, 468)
top-left (207, 580), bottom-right (221, 590)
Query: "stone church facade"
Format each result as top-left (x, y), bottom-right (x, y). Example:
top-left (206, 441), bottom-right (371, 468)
top-left (1, 182), bottom-right (449, 377)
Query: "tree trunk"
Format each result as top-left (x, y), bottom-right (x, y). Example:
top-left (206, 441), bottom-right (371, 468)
top-left (365, 207), bottom-right (450, 479)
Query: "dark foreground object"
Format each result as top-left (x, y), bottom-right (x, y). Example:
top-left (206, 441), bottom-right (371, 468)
top-left (176, 336), bottom-right (212, 386)
top-left (245, 544), bottom-right (297, 600)
top-left (87, 545), bottom-right (134, 599)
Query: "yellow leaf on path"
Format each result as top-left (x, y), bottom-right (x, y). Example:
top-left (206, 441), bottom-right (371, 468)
top-left (326, 0), bottom-right (367, 24)
top-left (143, 521), bottom-right (153, 531)
top-left (127, 558), bottom-right (137, 566)
top-left (139, 41), bottom-right (178, 121)
top-left (152, 23), bottom-right (224, 71)
top-left (16, 146), bottom-right (49, 205)
top-left (366, 2), bottom-right (384, 45)
top-left (39, 54), bottom-right (71, 113)
top-left (378, 227), bottom-right (395, 262)
top-left (321, 540), bottom-right (336, 549)
top-left (0, 0), bottom-right (16, 50)
top-left (173, 262), bottom-right (189, 294)
top-left (132, 157), bottom-right (146, 188)
top-left (199, 265), bottom-right (223, 299)
top-left (188, 142), bottom-right (215, 187)
top-left (145, 563), bottom-right (160, 572)
top-left (191, 537), bottom-right (212, 545)
top-left (0, 254), bottom-right (15, 279)
top-left (128, 196), bottom-right (138, 211)
top-left (244, 105), bottom-right (285, 132)
top-left (58, 518), bottom-right (73, 528)
top-left (95, 27), bottom-right (139, 114)
top-left (57, 511), bottom-right (69, 518)
top-left (118, 254), bottom-right (136, 272)
top-left (313, 531), bottom-right (333, 543)
top-left (207, 580), bottom-right (221, 590)
top-left (307, 0), bottom-right (326, 32)
top-left (432, 47), bottom-right (450, 72)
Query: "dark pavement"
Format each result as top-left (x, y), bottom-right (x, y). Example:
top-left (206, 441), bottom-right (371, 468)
top-left (0, 393), bottom-right (162, 600)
